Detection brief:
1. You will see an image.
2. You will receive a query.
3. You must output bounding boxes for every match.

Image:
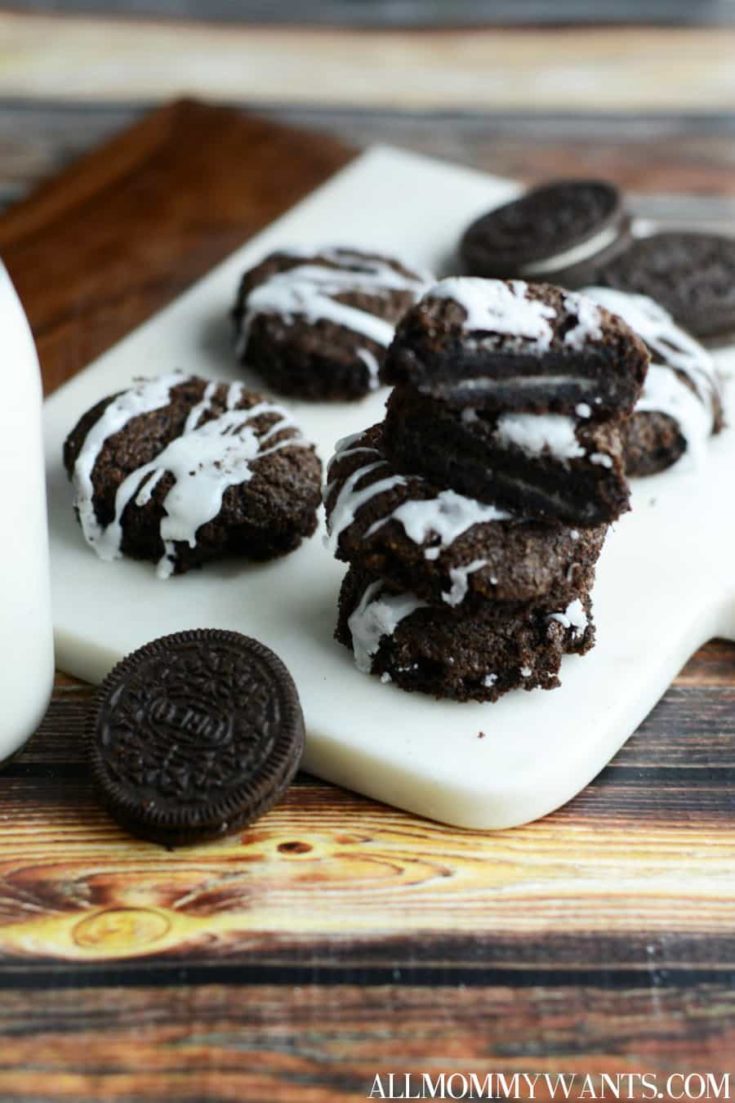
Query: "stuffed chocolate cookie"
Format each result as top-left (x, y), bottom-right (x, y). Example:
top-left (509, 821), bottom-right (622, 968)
top-left (337, 566), bottom-right (594, 703)
top-left (382, 278), bottom-right (649, 524)
top-left (460, 180), bottom-right (631, 287)
top-left (383, 384), bottom-right (628, 526)
top-left (582, 286), bottom-right (723, 475)
top-left (64, 372), bottom-right (322, 577)
top-left (381, 277), bottom-right (649, 418)
top-left (325, 425), bottom-right (606, 608)
top-left (233, 247), bottom-right (428, 399)
top-left (327, 277), bottom-right (643, 700)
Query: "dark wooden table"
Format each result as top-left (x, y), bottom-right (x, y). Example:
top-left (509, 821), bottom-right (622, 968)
top-left (0, 97), bottom-right (733, 1100)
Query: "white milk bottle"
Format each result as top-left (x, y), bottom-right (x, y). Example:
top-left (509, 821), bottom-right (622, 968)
top-left (0, 262), bottom-right (54, 763)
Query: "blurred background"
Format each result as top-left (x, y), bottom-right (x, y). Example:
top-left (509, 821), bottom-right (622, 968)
top-left (1, 0), bottom-right (735, 220)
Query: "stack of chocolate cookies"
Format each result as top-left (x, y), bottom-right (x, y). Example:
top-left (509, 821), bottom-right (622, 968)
top-left (325, 277), bottom-right (649, 702)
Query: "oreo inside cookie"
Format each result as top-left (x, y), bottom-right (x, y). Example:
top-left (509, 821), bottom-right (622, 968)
top-left (89, 630), bottom-right (304, 846)
top-left (460, 180), bottom-right (629, 285)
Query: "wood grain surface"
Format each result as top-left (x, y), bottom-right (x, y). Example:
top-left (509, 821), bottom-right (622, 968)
top-left (9, 0), bottom-right (735, 26)
top-left (1, 98), bottom-right (734, 1095)
top-left (3, 13), bottom-right (735, 111)
top-left (0, 99), bottom-right (352, 395)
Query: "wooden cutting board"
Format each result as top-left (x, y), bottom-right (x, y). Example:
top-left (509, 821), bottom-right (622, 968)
top-left (0, 98), bottom-right (354, 395)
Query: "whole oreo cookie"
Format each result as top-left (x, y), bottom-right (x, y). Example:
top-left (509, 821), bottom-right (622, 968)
top-left (233, 247), bottom-right (428, 400)
top-left (63, 372), bottom-right (322, 577)
top-left (597, 232), bottom-right (735, 343)
top-left (337, 566), bottom-right (594, 703)
top-left (460, 180), bottom-right (630, 286)
top-left (89, 630), bottom-right (304, 846)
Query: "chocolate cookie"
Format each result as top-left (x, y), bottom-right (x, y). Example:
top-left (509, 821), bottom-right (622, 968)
top-left (64, 371), bottom-right (322, 577)
top-left (381, 278), bottom-right (649, 420)
top-left (460, 180), bottom-right (630, 286)
top-left (383, 383), bottom-right (629, 525)
top-left (325, 426), bottom-right (606, 607)
top-left (597, 232), bottom-right (735, 343)
top-left (89, 630), bottom-right (304, 846)
top-left (233, 247), bottom-right (428, 400)
top-left (336, 566), bottom-right (594, 702)
top-left (582, 286), bottom-right (723, 475)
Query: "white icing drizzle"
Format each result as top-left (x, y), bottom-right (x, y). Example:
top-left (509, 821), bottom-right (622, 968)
top-left (347, 580), bottom-right (427, 674)
top-left (583, 286), bottom-right (719, 399)
top-left (327, 459), bottom-right (407, 549)
top-left (72, 374), bottom-right (303, 578)
top-left (582, 285), bottom-right (721, 468)
top-left (590, 452), bottom-right (614, 469)
top-left (322, 439), bottom-right (381, 508)
top-left (444, 558), bottom-right (488, 606)
top-left (582, 286), bottom-right (715, 388)
top-left (548, 598), bottom-right (588, 641)
top-left (357, 347), bottom-right (381, 390)
top-left (562, 292), bottom-right (603, 349)
top-left (325, 432), bottom-right (377, 474)
top-left (73, 371), bottom-right (182, 552)
top-left (575, 402), bottom-right (592, 418)
top-left (482, 673), bottom-right (498, 688)
top-left (327, 435), bottom-right (514, 564)
top-left (432, 278), bottom-right (556, 348)
top-left (238, 248), bottom-right (426, 357)
top-left (430, 278), bottom-right (604, 353)
top-left (636, 363), bottom-right (713, 471)
top-left (519, 223), bottom-right (621, 277)
top-left (183, 379), bottom-right (219, 431)
top-left (367, 489), bottom-right (511, 553)
top-left (494, 412), bottom-right (585, 462)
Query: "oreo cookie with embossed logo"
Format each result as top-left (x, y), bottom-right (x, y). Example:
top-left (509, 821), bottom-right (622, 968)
top-left (460, 180), bottom-right (631, 287)
top-left (89, 630), bottom-right (304, 846)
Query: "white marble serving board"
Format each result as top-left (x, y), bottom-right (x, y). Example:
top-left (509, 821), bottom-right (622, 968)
top-left (43, 145), bottom-right (735, 830)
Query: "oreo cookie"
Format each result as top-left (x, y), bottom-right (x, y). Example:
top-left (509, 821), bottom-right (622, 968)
top-left (89, 630), bottom-right (304, 846)
top-left (460, 180), bottom-right (630, 287)
top-left (597, 232), bottom-right (735, 343)
top-left (383, 383), bottom-right (628, 526)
